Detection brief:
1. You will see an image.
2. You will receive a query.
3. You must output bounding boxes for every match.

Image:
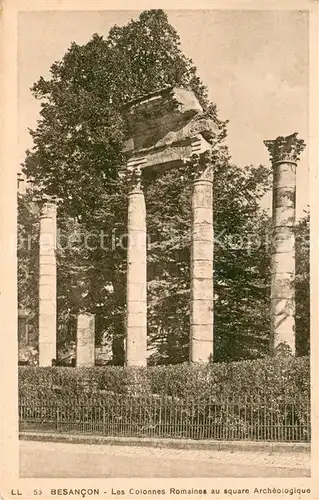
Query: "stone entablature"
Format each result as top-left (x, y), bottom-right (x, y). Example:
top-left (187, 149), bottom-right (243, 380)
top-left (123, 87), bottom-right (218, 172)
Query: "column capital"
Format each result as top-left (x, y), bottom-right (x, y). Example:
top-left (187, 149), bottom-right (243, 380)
top-left (39, 195), bottom-right (59, 217)
top-left (126, 164), bottom-right (144, 193)
top-left (184, 149), bottom-right (214, 182)
top-left (264, 132), bottom-right (306, 165)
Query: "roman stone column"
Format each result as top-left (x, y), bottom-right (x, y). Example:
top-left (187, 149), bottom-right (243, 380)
top-left (76, 313), bottom-right (95, 366)
top-left (188, 151), bottom-right (214, 362)
top-left (125, 164), bottom-right (147, 366)
top-left (39, 197), bottom-right (57, 366)
top-left (264, 133), bottom-right (306, 355)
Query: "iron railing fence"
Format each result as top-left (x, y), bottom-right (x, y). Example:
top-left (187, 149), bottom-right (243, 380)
top-left (19, 394), bottom-right (311, 442)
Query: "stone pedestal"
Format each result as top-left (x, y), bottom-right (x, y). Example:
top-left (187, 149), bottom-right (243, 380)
top-left (264, 133), bottom-right (305, 355)
top-left (125, 166), bottom-right (147, 367)
top-left (39, 200), bottom-right (57, 366)
top-left (189, 153), bottom-right (214, 362)
top-left (76, 313), bottom-right (95, 367)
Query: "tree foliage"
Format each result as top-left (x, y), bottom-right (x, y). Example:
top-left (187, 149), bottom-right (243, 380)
top-left (295, 211), bottom-right (310, 356)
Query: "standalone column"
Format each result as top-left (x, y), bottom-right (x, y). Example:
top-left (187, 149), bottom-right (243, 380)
top-left (125, 165), bottom-right (147, 366)
top-left (264, 133), bottom-right (305, 355)
top-left (76, 313), bottom-right (95, 366)
top-left (39, 198), bottom-right (57, 366)
top-left (189, 153), bottom-right (214, 362)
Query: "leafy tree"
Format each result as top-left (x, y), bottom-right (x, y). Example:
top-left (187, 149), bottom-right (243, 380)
top-left (21, 9), bottom-right (276, 363)
top-left (24, 10), bottom-right (221, 212)
top-left (295, 211), bottom-right (310, 356)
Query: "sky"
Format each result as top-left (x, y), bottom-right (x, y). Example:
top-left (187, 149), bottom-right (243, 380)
top-left (18, 9), bottom-right (309, 217)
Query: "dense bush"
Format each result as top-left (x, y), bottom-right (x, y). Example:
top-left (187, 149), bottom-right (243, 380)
top-left (19, 357), bottom-right (310, 442)
top-left (19, 356), bottom-right (310, 402)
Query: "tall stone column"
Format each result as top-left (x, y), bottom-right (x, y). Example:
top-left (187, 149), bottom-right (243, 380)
top-left (76, 313), bottom-right (95, 367)
top-left (39, 198), bottom-right (57, 366)
top-left (125, 165), bottom-right (147, 366)
top-left (264, 133), bottom-right (305, 355)
top-left (188, 152), bottom-right (214, 362)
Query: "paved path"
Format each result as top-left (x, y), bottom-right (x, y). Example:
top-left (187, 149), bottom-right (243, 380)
top-left (20, 440), bottom-right (310, 478)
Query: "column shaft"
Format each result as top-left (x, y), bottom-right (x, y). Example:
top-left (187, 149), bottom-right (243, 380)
top-left (264, 132), bottom-right (305, 356)
top-left (126, 185), bottom-right (147, 366)
top-left (39, 201), bottom-right (57, 366)
top-left (190, 178), bottom-right (214, 362)
top-left (271, 161), bottom-right (296, 355)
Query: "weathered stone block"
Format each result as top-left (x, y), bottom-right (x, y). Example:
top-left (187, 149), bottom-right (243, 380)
top-left (271, 276), bottom-right (295, 299)
top-left (271, 253), bottom-right (295, 275)
top-left (76, 313), bottom-right (95, 367)
top-left (272, 315), bottom-right (295, 340)
top-left (192, 185), bottom-right (213, 209)
top-left (127, 312), bottom-right (147, 328)
top-left (123, 87), bottom-right (203, 151)
top-left (190, 299), bottom-right (213, 323)
top-left (271, 228), bottom-right (295, 254)
top-left (192, 207), bottom-right (213, 225)
top-left (273, 163), bottom-right (296, 187)
top-left (127, 282), bottom-right (147, 302)
top-left (191, 259), bottom-right (213, 279)
top-left (192, 222), bottom-right (213, 242)
top-left (123, 87), bottom-right (218, 173)
top-left (127, 262), bottom-right (147, 280)
top-left (125, 326), bottom-right (147, 367)
top-left (273, 187), bottom-right (296, 209)
top-left (273, 206), bottom-right (295, 227)
top-left (191, 278), bottom-right (214, 300)
top-left (271, 297), bottom-right (295, 316)
top-left (190, 334), bottom-right (213, 363)
top-left (192, 240), bottom-right (213, 261)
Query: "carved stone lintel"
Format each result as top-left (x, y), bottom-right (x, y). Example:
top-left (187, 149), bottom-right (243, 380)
top-left (264, 132), bottom-right (306, 164)
top-left (122, 87), bottom-right (218, 174)
top-left (123, 87), bottom-right (204, 151)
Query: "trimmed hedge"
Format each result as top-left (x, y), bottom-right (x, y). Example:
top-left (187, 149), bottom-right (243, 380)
top-left (19, 356), bottom-right (310, 403)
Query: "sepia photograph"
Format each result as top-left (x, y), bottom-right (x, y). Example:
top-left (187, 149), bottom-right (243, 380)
top-left (1, 0), bottom-right (318, 497)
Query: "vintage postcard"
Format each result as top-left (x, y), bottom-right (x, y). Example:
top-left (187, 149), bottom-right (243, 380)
top-left (1, 0), bottom-right (318, 498)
